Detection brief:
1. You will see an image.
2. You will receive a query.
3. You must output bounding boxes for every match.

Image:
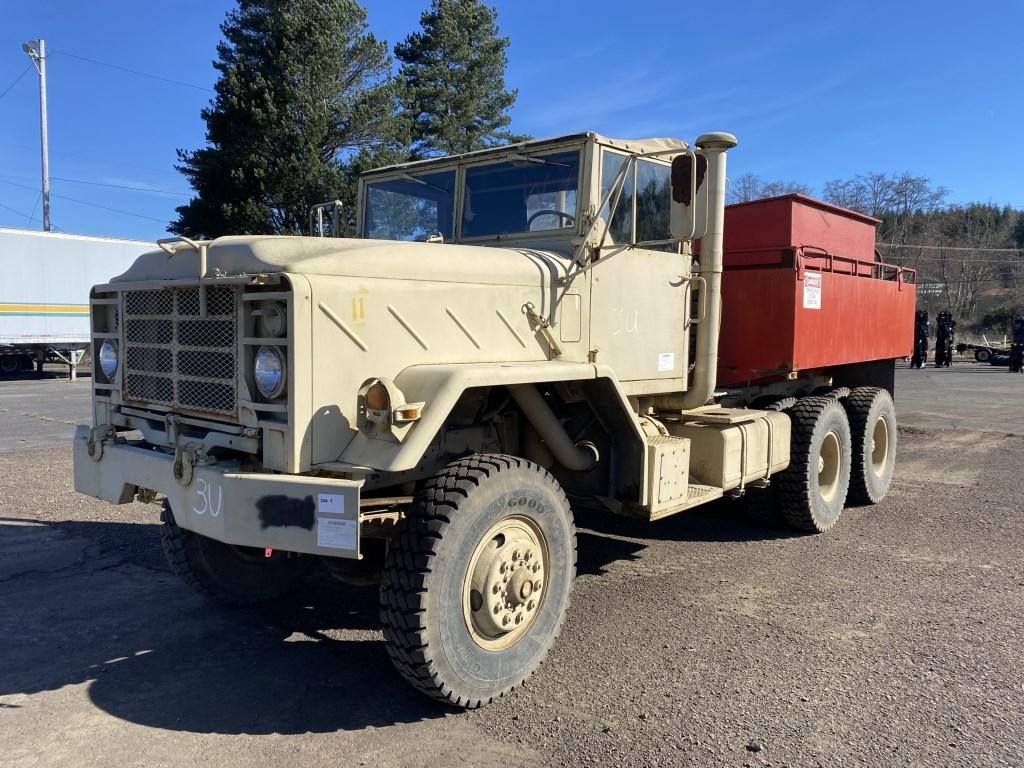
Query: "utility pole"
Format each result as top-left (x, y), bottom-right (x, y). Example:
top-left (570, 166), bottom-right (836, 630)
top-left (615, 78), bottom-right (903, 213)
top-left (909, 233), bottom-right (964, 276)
top-left (22, 39), bottom-right (50, 231)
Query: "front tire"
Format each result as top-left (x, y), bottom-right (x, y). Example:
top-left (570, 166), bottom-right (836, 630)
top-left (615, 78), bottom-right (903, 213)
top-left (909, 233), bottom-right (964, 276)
top-left (777, 396), bottom-right (852, 533)
top-left (380, 454), bottom-right (576, 708)
top-left (844, 387), bottom-right (897, 505)
top-left (160, 502), bottom-right (310, 606)
top-left (975, 348), bottom-right (991, 363)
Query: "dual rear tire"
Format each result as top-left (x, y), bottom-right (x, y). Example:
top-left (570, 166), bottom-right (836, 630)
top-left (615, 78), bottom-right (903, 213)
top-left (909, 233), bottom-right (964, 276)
top-left (777, 388), bottom-right (896, 533)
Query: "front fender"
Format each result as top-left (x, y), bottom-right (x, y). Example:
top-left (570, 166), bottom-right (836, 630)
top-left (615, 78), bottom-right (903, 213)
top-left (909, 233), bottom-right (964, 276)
top-left (332, 361), bottom-right (604, 473)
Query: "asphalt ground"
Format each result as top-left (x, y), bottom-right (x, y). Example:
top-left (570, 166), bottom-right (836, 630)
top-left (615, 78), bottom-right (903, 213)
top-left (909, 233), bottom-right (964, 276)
top-left (1, 362), bottom-right (1022, 767)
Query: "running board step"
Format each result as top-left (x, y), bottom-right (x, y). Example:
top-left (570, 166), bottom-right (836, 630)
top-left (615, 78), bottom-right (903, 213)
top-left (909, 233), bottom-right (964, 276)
top-left (648, 483), bottom-right (725, 521)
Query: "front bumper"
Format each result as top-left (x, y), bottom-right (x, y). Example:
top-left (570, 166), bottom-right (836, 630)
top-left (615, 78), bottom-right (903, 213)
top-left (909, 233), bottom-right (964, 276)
top-left (73, 425), bottom-right (362, 559)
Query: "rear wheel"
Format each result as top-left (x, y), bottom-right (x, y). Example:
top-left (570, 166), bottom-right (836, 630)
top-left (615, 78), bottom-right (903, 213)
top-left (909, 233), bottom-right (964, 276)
top-left (975, 348), bottom-right (991, 363)
top-left (777, 396), bottom-right (852, 533)
top-left (380, 454), bottom-right (576, 708)
top-left (0, 355), bottom-right (22, 376)
top-left (160, 502), bottom-right (311, 605)
top-left (844, 388), bottom-right (897, 505)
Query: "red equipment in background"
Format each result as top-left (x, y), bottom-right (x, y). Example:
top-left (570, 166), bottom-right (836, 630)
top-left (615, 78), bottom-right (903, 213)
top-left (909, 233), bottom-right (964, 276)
top-left (716, 194), bottom-right (916, 387)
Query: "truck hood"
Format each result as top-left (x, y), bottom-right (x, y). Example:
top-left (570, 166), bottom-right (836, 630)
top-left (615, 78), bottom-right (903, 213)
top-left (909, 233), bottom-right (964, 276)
top-left (112, 236), bottom-right (571, 288)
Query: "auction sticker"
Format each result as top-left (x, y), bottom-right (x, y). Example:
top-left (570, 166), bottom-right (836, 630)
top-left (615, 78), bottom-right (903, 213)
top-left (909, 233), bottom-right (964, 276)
top-left (317, 518), bottom-right (356, 550)
top-left (803, 272), bottom-right (822, 310)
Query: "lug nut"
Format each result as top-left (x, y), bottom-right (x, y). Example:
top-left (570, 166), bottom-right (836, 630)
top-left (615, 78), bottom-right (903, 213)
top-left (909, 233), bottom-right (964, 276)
top-left (527, 599), bottom-right (536, 611)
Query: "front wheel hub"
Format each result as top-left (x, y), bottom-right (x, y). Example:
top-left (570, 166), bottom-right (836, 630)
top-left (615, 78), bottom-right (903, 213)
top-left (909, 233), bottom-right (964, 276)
top-left (464, 515), bottom-right (547, 650)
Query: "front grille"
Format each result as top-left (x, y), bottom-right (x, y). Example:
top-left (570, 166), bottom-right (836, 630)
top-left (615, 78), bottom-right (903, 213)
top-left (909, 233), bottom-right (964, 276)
top-left (122, 286), bottom-right (239, 416)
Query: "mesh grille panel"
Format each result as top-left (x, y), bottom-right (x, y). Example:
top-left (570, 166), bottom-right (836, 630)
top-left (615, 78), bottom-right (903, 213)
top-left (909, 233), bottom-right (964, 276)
top-left (124, 290), bottom-right (173, 316)
top-left (178, 380), bottom-right (235, 413)
top-left (125, 319), bottom-right (173, 344)
top-left (178, 350), bottom-right (234, 380)
top-left (179, 319), bottom-right (234, 347)
top-left (121, 285), bottom-right (240, 417)
top-left (126, 347), bottom-right (172, 373)
top-left (124, 373), bottom-right (174, 404)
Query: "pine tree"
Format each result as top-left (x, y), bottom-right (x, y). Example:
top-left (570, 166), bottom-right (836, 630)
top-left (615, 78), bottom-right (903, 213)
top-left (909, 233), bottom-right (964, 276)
top-left (395, 0), bottom-right (526, 158)
top-left (171, 0), bottom-right (401, 237)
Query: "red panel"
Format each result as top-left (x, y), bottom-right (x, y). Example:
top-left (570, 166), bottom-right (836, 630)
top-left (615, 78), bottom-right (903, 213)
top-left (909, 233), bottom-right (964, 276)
top-left (722, 194), bottom-right (880, 262)
top-left (716, 195), bottom-right (916, 387)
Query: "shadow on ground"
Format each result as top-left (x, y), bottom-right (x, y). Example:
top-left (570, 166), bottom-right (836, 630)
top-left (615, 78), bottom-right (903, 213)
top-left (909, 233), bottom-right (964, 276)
top-left (0, 499), bottom-right (796, 734)
top-left (0, 518), bottom-right (441, 733)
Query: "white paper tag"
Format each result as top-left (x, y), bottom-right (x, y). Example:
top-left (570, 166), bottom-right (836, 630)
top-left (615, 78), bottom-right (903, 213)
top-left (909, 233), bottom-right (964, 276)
top-left (317, 493), bottom-right (345, 514)
top-left (803, 272), bottom-right (822, 310)
top-left (657, 352), bottom-right (675, 372)
top-left (317, 518), bottom-right (356, 550)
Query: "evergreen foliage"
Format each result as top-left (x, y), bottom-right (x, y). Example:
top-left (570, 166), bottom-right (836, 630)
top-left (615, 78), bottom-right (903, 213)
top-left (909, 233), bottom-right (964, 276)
top-left (171, 0), bottom-right (401, 237)
top-left (395, 0), bottom-right (526, 158)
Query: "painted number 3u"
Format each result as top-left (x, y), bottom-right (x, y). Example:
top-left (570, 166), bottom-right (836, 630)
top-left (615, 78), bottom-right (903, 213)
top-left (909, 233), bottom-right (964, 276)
top-left (192, 478), bottom-right (223, 517)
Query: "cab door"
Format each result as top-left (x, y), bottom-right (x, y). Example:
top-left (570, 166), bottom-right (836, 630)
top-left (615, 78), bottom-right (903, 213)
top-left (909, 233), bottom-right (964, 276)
top-left (588, 152), bottom-right (690, 391)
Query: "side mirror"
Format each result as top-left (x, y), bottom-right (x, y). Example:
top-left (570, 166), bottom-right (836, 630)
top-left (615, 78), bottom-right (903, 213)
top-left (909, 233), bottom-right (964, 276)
top-left (670, 154), bottom-right (707, 207)
top-left (669, 153), bottom-right (707, 239)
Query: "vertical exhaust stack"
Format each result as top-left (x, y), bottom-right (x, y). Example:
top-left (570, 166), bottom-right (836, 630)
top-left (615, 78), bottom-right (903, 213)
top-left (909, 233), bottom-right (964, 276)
top-left (655, 132), bottom-right (737, 411)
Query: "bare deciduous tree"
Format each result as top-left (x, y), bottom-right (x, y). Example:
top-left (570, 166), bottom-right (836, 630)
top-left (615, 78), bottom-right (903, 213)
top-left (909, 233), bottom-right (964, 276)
top-left (727, 173), bottom-right (811, 204)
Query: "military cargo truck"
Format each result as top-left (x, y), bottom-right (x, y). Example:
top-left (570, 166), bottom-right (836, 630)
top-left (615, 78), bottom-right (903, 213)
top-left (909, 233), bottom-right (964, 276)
top-left (74, 132), bottom-right (913, 707)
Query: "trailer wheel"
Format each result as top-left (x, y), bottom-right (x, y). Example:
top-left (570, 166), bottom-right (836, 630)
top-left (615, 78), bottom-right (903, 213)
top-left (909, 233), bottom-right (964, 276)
top-left (0, 355), bottom-right (21, 376)
top-left (777, 396), bottom-right (852, 533)
top-left (159, 502), bottom-right (310, 606)
top-left (844, 388), bottom-right (897, 505)
top-left (380, 454), bottom-right (575, 708)
top-left (974, 348), bottom-right (991, 363)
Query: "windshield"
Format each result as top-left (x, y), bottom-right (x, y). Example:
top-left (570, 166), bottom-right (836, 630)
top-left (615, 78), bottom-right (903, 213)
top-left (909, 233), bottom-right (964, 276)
top-left (363, 169), bottom-right (455, 241)
top-left (462, 150), bottom-right (580, 238)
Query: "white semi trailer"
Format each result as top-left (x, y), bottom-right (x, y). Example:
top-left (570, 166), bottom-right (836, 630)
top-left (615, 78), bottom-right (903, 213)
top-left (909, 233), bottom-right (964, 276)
top-left (0, 228), bottom-right (152, 377)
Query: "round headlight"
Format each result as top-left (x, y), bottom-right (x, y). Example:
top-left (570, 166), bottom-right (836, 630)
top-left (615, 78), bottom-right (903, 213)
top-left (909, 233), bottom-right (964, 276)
top-left (254, 346), bottom-right (286, 399)
top-left (98, 340), bottom-right (118, 379)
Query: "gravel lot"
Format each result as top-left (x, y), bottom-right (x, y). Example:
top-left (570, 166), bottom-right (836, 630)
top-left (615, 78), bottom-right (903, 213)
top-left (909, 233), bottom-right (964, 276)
top-left (1, 363), bottom-right (1022, 767)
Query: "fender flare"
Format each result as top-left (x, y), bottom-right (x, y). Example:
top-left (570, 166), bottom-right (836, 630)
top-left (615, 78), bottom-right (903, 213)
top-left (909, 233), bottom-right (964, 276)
top-left (334, 361), bottom-right (644, 473)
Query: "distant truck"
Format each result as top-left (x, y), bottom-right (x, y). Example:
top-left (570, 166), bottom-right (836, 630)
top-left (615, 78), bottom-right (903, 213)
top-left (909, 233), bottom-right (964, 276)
top-left (73, 132), bottom-right (916, 707)
top-left (0, 228), bottom-right (152, 377)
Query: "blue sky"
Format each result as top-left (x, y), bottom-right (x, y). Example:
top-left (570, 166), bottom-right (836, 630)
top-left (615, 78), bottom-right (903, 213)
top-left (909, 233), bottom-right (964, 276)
top-left (1, 0), bottom-right (1021, 240)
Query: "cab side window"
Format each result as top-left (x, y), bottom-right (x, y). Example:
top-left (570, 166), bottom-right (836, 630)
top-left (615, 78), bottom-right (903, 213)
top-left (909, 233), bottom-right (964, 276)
top-left (600, 151), bottom-right (633, 244)
top-left (600, 152), bottom-right (673, 247)
top-left (635, 159), bottom-right (672, 244)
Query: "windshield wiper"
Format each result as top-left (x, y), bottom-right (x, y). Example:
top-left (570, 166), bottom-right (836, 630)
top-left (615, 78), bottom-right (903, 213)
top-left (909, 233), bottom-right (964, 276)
top-left (399, 172), bottom-right (450, 195)
top-left (509, 153), bottom-right (572, 168)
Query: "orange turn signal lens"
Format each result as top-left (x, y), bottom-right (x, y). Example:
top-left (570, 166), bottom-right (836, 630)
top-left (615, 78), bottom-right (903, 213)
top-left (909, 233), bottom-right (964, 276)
top-left (365, 381), bottom-right (390, 411)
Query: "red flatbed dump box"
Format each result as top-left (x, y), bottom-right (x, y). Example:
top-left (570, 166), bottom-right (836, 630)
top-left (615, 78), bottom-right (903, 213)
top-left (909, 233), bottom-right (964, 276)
top-left (716, 194), bottom-right (916, 387)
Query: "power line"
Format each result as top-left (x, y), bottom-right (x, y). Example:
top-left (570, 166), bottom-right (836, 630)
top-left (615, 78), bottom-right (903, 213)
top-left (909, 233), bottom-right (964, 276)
top-left (0, 65), bottom-right (33, 100)
top-left (49, 49), bottom-right (214, 93)
top-left (889, 253), bottom-right (1023, 265)
top-left (53, 192), bottom-right (167, 223)
top-left (0, 199), bottom-right (37, 221)
top-left (27, 191), bottom-right (41, 226)
top-left (0, 178), bottom-right (167, 224)
top-left (50, 175), bottom-right (189, 197)
top-left (877, 242), bottom-right (1023, 253)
